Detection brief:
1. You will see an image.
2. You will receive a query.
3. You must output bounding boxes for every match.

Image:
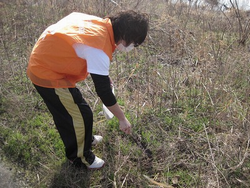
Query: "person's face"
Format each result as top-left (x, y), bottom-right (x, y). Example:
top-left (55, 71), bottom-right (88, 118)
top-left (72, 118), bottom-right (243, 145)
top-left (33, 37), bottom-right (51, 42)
top-left (116, 40), bottom-right (135, 52)
top-left (120, 40), bottom-right (139, 47)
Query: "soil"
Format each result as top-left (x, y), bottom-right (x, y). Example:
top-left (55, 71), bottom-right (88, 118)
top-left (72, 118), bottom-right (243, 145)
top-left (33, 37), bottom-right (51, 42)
top-left (0, 162), bottom-right (17, 188)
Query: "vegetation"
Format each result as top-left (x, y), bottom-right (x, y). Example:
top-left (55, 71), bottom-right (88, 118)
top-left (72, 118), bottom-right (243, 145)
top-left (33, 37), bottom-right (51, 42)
top-left (0, 0), bottom-right (250, 187)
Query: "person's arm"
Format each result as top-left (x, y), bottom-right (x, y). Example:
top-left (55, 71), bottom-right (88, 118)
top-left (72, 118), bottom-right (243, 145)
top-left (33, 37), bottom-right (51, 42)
top-left (90, 74), bottom-right (131, 134)
top-left (106, 103), bottom-right (131, 134)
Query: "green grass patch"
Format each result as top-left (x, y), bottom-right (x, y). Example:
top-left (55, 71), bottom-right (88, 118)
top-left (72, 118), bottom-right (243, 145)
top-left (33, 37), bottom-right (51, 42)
top-left (1, 113), bottom-right (64, 169)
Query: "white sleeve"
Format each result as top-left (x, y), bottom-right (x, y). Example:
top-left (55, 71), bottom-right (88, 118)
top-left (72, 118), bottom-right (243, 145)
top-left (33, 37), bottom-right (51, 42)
top-left (73, 43), bottom-right (110, 76)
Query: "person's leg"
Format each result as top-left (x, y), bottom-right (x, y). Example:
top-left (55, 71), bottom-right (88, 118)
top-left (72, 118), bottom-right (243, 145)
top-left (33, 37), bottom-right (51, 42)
top-left (33, 85), bottom-right (95, 166)
top-left (59, 87), bottom-right (95, 165)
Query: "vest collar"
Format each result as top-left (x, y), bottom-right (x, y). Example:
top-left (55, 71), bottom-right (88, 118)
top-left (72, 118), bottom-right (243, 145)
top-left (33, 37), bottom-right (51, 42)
top-left (105, 18), bottom-right (116, 53)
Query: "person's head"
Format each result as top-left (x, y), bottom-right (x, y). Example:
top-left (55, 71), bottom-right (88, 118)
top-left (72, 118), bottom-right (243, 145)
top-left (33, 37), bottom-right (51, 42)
top-left (108, 10), bottom-right (149, 48)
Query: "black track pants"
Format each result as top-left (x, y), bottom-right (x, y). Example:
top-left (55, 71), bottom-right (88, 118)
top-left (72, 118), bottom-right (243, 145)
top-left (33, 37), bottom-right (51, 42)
top-left (34, 84), bottom-right (95, 165)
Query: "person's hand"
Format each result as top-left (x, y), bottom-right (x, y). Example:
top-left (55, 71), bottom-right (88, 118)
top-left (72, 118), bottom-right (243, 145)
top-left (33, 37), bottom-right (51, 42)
top-left (119, 117), bottom-right (131, 134)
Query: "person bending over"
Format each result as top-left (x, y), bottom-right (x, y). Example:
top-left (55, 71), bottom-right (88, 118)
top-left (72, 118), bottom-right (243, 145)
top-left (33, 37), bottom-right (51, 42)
top-left (27, 10), bottom-right (149, 169)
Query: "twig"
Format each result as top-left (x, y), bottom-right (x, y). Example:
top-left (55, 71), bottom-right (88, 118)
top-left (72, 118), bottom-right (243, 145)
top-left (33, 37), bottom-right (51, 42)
top-left (38, 162), bottom-right (51, 171)
top-left (143, 175), bottom-right (174, 188)
top-left (230, 138), bottom-right (250, 171)
top-left (121, 166), bottom-right (131, 188)
top-left (202, 83), bottom-right (214, 106)
top-left (82, 80), bottom-right (96, 97)
top-left (203, 123), bottom-right (219, 187)
top-left (203, 124), bottom-right (231, 187)
top-left (113, 154), bottom-right (131, 188)
top-left (110, 0), bottom-right (121, 8)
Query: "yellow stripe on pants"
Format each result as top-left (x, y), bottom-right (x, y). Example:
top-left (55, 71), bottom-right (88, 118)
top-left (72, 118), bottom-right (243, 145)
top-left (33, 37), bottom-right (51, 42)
top-left (55, 88), bottom-right (86, 164)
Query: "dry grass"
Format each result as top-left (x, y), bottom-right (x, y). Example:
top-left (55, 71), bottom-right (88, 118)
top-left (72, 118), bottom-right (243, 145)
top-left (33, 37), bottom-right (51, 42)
top-left (0, 0), bottom-right (250, 187)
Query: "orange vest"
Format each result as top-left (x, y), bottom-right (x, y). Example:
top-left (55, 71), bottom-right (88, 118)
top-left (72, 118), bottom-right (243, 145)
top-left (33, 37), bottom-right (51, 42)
top-left (27, 12), bottom-right (116, 88)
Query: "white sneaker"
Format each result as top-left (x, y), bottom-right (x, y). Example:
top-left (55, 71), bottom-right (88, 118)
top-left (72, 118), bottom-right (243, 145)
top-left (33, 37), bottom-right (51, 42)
top-left (88, 156), bottom-right (105, 169)
top-left (92, 135), bottom-right (103, 145)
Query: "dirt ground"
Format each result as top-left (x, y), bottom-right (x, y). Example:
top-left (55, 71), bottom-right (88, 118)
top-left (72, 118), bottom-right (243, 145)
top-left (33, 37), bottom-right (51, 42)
top-left (0, 162), bottom-right (17, 188)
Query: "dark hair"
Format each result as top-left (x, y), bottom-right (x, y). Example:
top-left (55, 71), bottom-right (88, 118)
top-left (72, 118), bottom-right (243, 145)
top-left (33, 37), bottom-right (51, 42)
top-left (108, 10), bottom-right (149, 47)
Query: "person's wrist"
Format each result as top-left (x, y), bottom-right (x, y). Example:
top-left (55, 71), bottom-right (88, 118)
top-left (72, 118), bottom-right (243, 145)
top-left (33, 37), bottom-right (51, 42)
top-left (118, 115), bottom-right (126, 122)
